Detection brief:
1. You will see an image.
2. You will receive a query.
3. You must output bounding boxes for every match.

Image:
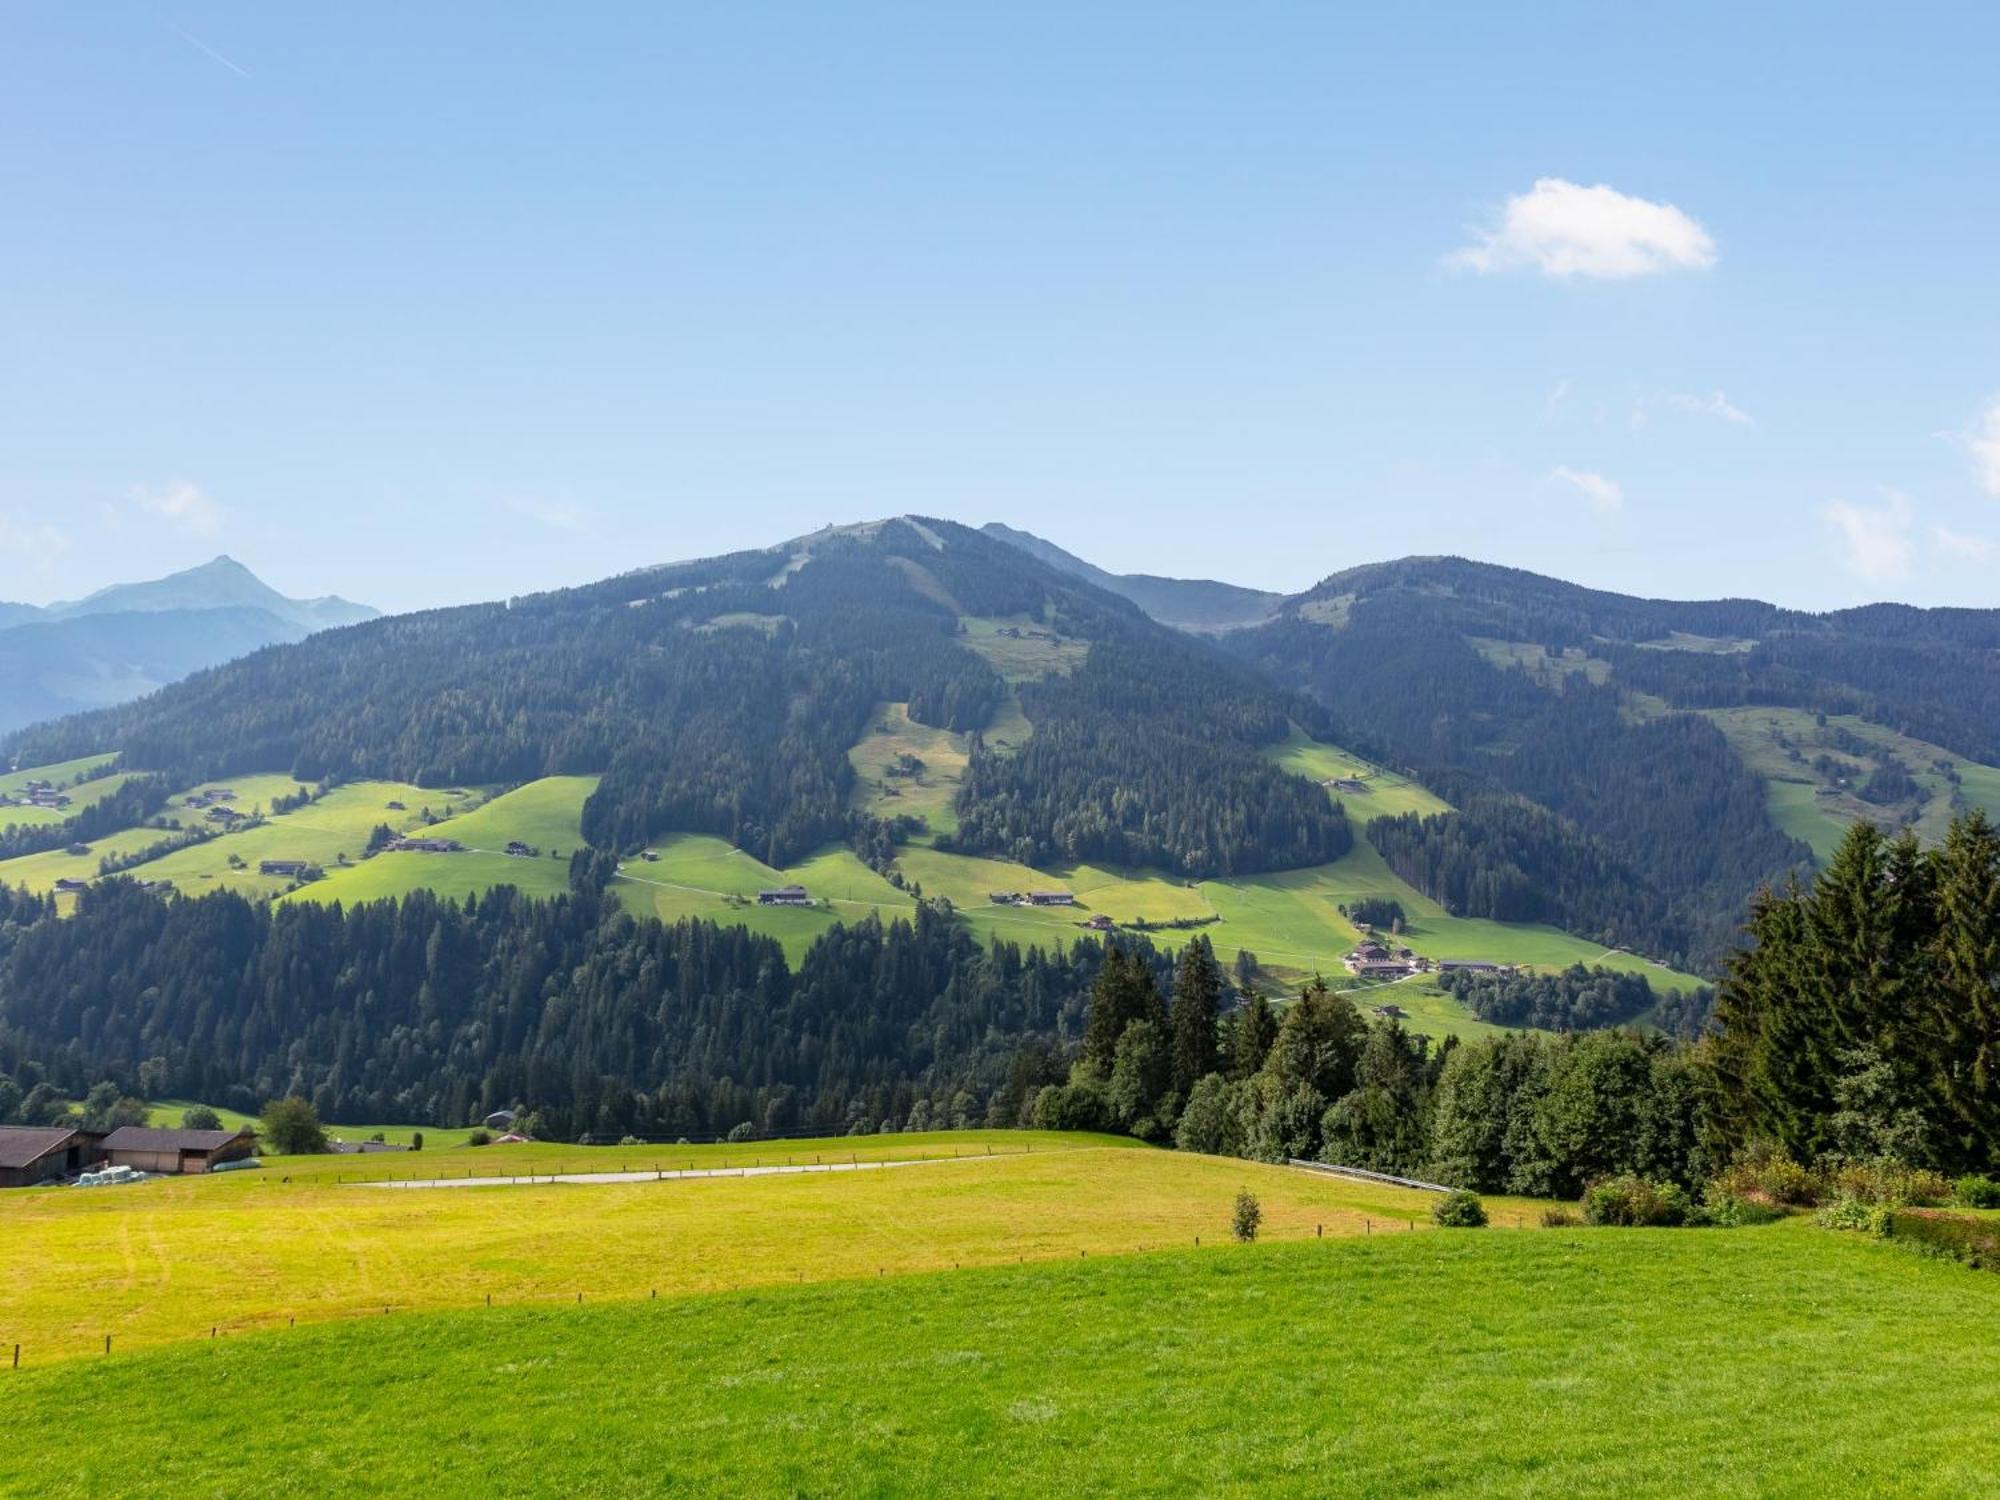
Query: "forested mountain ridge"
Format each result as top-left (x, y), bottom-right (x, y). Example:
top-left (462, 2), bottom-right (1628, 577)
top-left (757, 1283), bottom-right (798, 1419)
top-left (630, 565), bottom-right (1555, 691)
top-left (5, 519), bottom-right (1343, 880)
top-left (1221, 555), bottom-right (2000, 971)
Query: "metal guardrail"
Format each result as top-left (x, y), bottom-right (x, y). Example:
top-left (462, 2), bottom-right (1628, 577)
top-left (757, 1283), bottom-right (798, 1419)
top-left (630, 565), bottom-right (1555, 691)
top-left (1286, 1159), bottom-right (1451, 1194)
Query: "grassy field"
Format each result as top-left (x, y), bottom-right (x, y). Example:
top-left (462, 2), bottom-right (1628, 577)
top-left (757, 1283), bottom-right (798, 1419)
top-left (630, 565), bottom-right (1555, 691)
top-left (613, 834), bottom-right (920, 960)
top-left (1265, 724), bottom-right (1454, 825)
top-left (119, 779), bottom-right (477, 900)
top-left (0, 752), bottom-right (120, 796)
top-left (4, 1218), bottom-right (1996, 1496)
top-left (0, 1136), bottom-right (1554, 1366)
top-left (848, 700), bottom-right (972, 839)
top-left (960, 614), bottom-right (1091, 681)
top-left (287, 777), bottom-right (590, 908)
top-left (1699, 706), bottom-right (2000, 863)
top-left (137, 1100), bottom-right (479, 1150)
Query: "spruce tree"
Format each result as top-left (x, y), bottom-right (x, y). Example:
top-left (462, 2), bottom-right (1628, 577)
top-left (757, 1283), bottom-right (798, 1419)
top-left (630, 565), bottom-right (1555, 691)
top-left (1230, 990), bottom-right (1278, 1079)
top-left (1169, 937), bottom-right (1223, 1098)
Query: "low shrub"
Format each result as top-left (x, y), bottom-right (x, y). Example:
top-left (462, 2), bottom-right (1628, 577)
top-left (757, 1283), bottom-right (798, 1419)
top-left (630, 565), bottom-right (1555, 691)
top-left (1700, 1192), bottom-right (1784, 1228)
top-left (1710, 1149), bottom-right (1822, 1209)
top-left (1889, 1209), bottom-right (2000, 1269)
top-left (1582, 1175), bottom-right (1697, 1227)
top-left (1827, 1158), bottom-right (1951, 1207)
top-left (1232, 1189), bottom-right (1262, 1243)
top-left (1539, 1207), bottom-right (1580, 1229)
top-left (1954, 1174), bottom-right (2000, 1209)
top-left (1432, 1189), bottom-right (1487, 1228)
top-left (466, 1129), bottom-right (492, 1147)
top-left (1814, 1197), bottom-right (1892, 1236)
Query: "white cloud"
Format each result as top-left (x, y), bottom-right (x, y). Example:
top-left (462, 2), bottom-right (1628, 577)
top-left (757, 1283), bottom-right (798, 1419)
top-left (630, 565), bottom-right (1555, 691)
top-left (1668, 390), bottom-right (1755, 426)
top-left (1971, 396), bottom-right (2000, 498)
top-left (0, 513), bottom-right (70, 576)
top-left (131, 480), bottom-right (223, 536)
top-left (1824, 490), bottom-right (1916, 584)
top-left (1542, 378), bottom-right (1573, 421)
top-left (1448, 178), bottom-right (1717, 280)
top-left (1550, 465), bottom-right (1624, 513)
top-left (1934, 525), bottom-right (1992, 560)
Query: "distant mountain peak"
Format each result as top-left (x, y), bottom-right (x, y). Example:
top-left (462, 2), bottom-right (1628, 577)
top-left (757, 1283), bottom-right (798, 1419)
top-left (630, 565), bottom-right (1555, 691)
top-left (981, 523), bottom-right (1281, 633)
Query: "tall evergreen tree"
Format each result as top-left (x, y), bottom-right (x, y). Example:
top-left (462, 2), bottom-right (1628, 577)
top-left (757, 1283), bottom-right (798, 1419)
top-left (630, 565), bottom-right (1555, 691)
top-left (1081, 945), bottom-right (1166, 1076)
top-left (1168, 937), bottom-right (1223, 1098)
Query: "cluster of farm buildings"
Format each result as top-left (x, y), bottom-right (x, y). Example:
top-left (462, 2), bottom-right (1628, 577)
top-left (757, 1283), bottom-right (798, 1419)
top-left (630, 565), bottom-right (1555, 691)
top-left (1342, 939), bottom-right (1511, 982)
top-left (0, 1125), bottom-right (257, 1189)
top-left (0, 778), bottom-right (73, 812)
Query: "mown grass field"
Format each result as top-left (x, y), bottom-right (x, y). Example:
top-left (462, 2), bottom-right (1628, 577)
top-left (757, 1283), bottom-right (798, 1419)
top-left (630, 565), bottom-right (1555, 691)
top-left (0, 1136), bottom-right (1547, 1366)
top-left (121, 779), bottom-right (476, 899)
top-left (960, 614), bottom-right (1090, 681)
top-left (290, 777), bottom-right (593, 908)
top-left (848, 700), bottom-right (971, 839)
top-left (1264, 723), bottom-right (1453, 825)
top-left (137, 1100), bottom-right (479, 1150)
top-left (4, 1218), bottom-right (1995, 1497)
top-left (0, 752), bottom-right (120, 794)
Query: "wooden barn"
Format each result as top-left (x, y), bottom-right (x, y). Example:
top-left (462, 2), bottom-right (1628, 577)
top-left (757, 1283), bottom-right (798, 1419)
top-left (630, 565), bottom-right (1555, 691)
top-left (97, 1126), bottom-right (255, 1175)
top-left (0, 1126), bottom-right (104, 1188)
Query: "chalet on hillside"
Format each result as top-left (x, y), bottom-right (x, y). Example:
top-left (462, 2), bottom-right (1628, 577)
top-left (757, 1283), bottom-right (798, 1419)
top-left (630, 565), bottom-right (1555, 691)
top-left (1438, 959), bottom-right (1504, 974)
top-left (0, 1126), bottom-right (105, 1189)
top-left (260, 859), bottom-right (312, 878)
top-left (385, 836), bottom-right (462, 854)
top-left (1329, 778), bottom-right (1370, 793)
top-left (1085, 913), bottom-right (1115, 931)
top-left (1372, 1003), bottom-right (1409, 1020)
top-left (97, 1126), bottom-right (255, 1175)
top-left (1027, 891), bottom-right (1075, 907)
top-left (758, 885), bottom-right (811, 906)
top-left (504, 841), bottom-right (538, 857)
top-left (484, 1109), bottom-right (517, 1131)
top-left (53, 878), bottom-right (88, 893)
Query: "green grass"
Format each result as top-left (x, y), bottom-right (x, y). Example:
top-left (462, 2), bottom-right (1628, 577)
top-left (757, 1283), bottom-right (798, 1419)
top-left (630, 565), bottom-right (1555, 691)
top-left (613, 834), bottom-right (918, 961)
top-left (5, 1221), bottom-right (1997, 1496)
top-left (285, 778), bottom-right (591, 908)
top-left (0, 1135), bottom-right (1509, 1365)
top-left (137, 1100), bottom-right (475, 1150)
top-left (1700, 706), bottom-right (2000, 862)
top-left (1264, 724), bottom-right (1453, 826)
top-left (961, 614), bottom-right (1091, 682)
top-left (0, 759), bottom-right (144, 830)
top-left (848, 701), bottom-right (971, 839)
top-left (120, 779), bottom-right (477, 900)
top-left (0, 752), bottom-right (119, 796)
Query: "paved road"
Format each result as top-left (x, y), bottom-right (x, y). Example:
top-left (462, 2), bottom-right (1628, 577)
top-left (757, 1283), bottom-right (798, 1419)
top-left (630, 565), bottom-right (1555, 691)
top-left (354, 1155), bottom-right (976, 1191)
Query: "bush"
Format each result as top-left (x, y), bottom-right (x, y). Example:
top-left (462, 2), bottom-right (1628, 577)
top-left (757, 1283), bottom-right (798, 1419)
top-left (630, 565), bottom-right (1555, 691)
top-left (1815, 1197), bottom-right (1893, 1236)
top-left (1827, 1159), bottom-right (1951, 1207)
top-left (726, 1122), bottom-right (756, 1143)
top-left (1889, 1209), bottom-right (2000, 1268)
top-left (1583, 1174), bottom-right (1696, 1227)
top-left (181, 1104), bottom-right (223, 1133)
top-left (1432, 1189), bottom-right (1487, 1228)
top-left (1710, 1148), bottom-right (1822, 1208)
top-left (1540, 1207), bottom-right (1580, 1228)
top-left (467, 1129), bottom-right (492, 1147)
top-left (1954, 1174), bottom-right (2000, 1209)
top-left (1701, 1193), bottom-right (1784, 1228)
top-left (1232, 1189), bottom-right (1262, 1243)
top-left (411, 1131), bottom-right (423, 1152)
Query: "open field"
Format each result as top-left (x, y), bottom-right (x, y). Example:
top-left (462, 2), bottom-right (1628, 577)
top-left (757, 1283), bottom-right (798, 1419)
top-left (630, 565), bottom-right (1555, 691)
top-left (5, 1219), bottom-right (1997, 1496)
top-left (0, 1136), bottom-right (1554, 1365)
top-left (960, 614), bottom-right (1091, 681)
top-left (288, 777), bottom-right (590, 908)
top-left (1265, 724), bottom-right (1454, 825)
top-left (121, 779), bottom-right (476, 900)
top-left (137, 1100), bottom-right (479, 1150)
top-left (1700, 707), bottom-right (2000, 863)
top-left (0, 752), bottom-right (120, 796)
top-left (848, 700), bottom-right (971, 839)
top-left (0, 768), bottom-right (148, 830)
top-left (614, 834), bottom-right (917, 961)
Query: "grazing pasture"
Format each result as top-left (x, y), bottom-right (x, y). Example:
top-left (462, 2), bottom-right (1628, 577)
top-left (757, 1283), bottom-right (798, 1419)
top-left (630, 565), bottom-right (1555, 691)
top-left (847, 700), bottom-right (971, 839)
top-left (0, 1136), bottom-right (1531, 1365)
top-left (122, 779), bottom-right (474, 899)
top-left (289, 777), bottom-right (589, 907)
top-left (4, 1220), bottom-right (1995, 1497)
top-left (1264, 724), bottom-right (1453, 825)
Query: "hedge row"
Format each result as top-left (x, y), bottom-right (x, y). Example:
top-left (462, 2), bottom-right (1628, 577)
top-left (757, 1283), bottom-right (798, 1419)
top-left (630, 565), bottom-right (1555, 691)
top-left (1888, 1209), bottom-right (2000, 1270)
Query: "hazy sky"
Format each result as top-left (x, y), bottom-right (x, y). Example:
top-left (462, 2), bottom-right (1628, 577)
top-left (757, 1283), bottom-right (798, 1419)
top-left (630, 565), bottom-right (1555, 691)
top-left (3, 4), bottom-right (1997, 615)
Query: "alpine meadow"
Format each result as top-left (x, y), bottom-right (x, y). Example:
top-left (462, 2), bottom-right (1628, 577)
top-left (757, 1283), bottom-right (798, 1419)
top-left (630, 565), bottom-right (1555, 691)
top-left (5, 5), bottom-right (2000, 1497)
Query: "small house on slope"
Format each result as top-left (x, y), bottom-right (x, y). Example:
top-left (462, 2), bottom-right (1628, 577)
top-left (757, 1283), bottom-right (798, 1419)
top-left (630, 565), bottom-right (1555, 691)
top-left (757, 885), bottom-right (811, 906)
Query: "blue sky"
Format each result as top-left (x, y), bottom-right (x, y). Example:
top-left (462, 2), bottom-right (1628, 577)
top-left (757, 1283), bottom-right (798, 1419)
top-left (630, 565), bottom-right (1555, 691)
top-left (2, 4), bottom-right (1996, 614)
